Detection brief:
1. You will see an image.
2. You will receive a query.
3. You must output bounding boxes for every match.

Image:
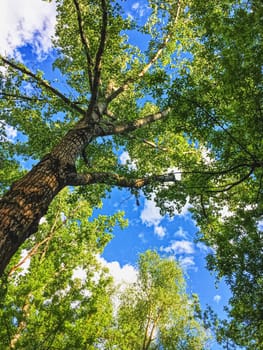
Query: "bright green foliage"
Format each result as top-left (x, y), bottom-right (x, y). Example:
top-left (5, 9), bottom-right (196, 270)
top-left (167, 1), bottom-right (263, 348)
top-left (0, 189), bottom-right (127, 349)
top-left (108, 251), bottom-right (208, 350)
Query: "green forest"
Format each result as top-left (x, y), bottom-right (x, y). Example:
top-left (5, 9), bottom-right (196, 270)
top-left (0, 0), bottom-right (262, 348)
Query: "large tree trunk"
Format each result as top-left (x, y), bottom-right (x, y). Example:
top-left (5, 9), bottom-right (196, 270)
top-left (0, 125), bottom-right (93, 275)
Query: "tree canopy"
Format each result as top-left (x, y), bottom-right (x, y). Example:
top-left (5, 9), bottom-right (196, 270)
top-left (113, 250), bottom-right (208, 350)
top-left (0, 0), bottom-right (262, 348)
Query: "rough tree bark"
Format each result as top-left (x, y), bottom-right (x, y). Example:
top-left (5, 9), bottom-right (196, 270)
top-left (0, 121), bottom-right (94, 275)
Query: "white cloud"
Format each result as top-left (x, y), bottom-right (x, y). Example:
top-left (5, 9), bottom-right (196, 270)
top-left (39, 217), bottom-right (47, 225)
top-left (131, 2), bottom-right (148, 17)
top-left (60, 212), bottom-right (66, 222)
top-left (140, 198), bottom-right (162, 227)
top-left (200, 146), bottom-right (214, 165)
top-left (72, 266), bottom-right (87, 284)
top-left (15, 249), bottom-right (31, 276)
top-left (0, 0), bottom-right (57, 59)
top-left (4, 124), bottom-right (17, 141)
top-left (213, 294), bottom-right (221, 303)
top-left (132, 2), bottom-right (140, 10)
top-left (140, 198), bottom-right (166, 238)
top-left (119, 151), bottom-right (137, 170)
top-left (154, 225), bottom-right (166, 238)
top-left (161, 240), bottom-right (194, 255)
top-left (99, 257), bottom-right (138, 287)
top-left (166, 167), bottom-right (182, 181)
top-left (138, 232), bottom-right (147, 243)
top-left (196, 242), bottom-right (213, 254)
top-left (174, 226), bottom-right (187, 238)
top-left (158, 195), bottom-right (191, 218)
top-left (179, 256), bottom-right (197, 271)
top-left (219, 205), bottom-right (234, 220)
top-left (140, 195), bottom-right (191, 238)
top-left (0, 122), bottom-right (17, 143)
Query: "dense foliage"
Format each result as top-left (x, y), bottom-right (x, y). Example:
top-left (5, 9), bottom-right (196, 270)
top-left (113, 251), bottom-right (208, 350)
top-left (0, 202), bottom-right (207, 349)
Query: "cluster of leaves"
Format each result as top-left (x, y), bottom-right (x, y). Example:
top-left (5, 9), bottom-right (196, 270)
top-left (172, 1), bottom-right (263, 348)
top-left (0, 189), bottom-right (125, 349)
top-left (111, 251), bottom-right (208, 350)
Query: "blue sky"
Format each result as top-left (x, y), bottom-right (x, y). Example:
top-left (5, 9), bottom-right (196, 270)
top-left (0, 1), bottom-right (235, 348)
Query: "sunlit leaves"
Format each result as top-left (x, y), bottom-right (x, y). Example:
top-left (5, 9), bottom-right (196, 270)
top-left (113, 251), bottom-right (208, 350)
top-left (0, 189), bottom-right (125, 349)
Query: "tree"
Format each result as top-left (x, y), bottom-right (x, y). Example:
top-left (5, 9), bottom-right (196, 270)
top-left (0, 188), bottom-right (126, 349)
top-left (108, 250), bottom-right (208, 350)
top-left (0, 0), bottom-right (262, 346)
top-left (174, 1), bottom-right (263, 348)
top-left (0, 0), bottom-right (193, 274)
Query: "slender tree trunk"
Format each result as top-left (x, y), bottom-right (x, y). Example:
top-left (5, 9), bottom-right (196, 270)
top-left (0, 125), bottom-right (93, 275)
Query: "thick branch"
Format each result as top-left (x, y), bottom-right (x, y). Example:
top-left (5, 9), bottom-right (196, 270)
top-left (0, 56), bottom-right (85, 115)
top-left (100, 108), bottom-right (171, 136)
top-left (68, 162), bottom-right (259, 192)
top-left (67, 171), bottom-right (177, 188)
top-left (72, 0), bottom-right (93, 89)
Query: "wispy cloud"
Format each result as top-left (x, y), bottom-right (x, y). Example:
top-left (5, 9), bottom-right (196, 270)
top-left (213, 294), bottom-right (221, 303)
top-left (154, 225), bottom-right (166, 238)
top-left (161, 240), bottom-right (194, 255)
top-left (0, 0), bottom-right (57, 59)
top-left (119, 151), bottom-right (137, 170)
top-left (179, 256), bottom-right (197, 271)
top-left (174, 226), bottom-right (188, 238)
top-left (0, 121), bottom-right (17, 142)
top-left (196, 242), bottom-right (214, 254)
top-left (140, 198), bottom-right (166, 238)
top-left (131, 2), bottom-right (148, 17)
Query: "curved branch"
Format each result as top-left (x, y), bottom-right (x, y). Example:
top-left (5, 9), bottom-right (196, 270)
top-left (0, 56), bottom-right (85, 115)
top-left (206, 167), bottom-right (255, 193)
top-left (67, 171), bottom-right (177, 188)
top-left (72, 0), bottom-right (94, 89)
